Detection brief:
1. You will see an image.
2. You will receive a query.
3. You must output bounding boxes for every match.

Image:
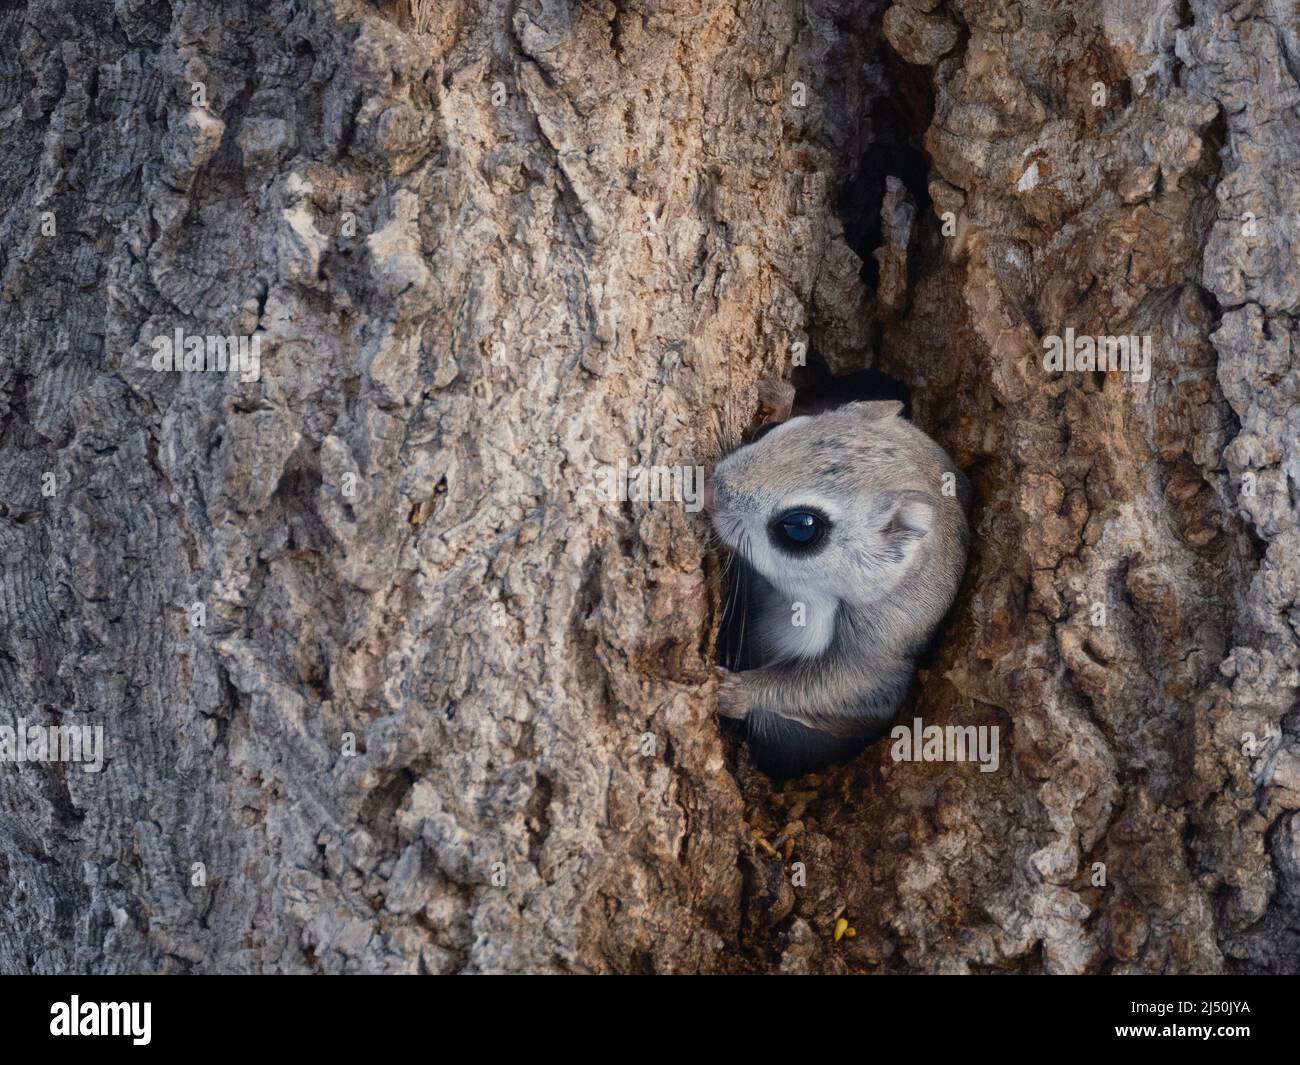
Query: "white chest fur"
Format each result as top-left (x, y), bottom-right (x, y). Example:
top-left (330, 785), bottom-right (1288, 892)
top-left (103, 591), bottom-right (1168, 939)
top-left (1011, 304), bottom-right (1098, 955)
top-left (755, 588), bottom-right (838, 662)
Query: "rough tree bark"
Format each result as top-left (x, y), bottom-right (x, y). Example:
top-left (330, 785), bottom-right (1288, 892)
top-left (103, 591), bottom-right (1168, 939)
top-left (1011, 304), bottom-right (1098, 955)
top-left (0, 0), bottom-right (1297, 974)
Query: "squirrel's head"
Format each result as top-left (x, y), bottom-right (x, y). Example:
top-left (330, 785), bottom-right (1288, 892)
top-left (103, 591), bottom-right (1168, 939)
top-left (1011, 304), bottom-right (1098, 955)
top-left (707, 400), bottom-right (938, 607)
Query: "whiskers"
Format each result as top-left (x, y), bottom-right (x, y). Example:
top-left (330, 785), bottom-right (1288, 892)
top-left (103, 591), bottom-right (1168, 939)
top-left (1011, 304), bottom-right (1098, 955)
top-left (709, 510), bottom-right (744, 548)
top-left (697, 452), bottom-right (757, 670)
top-left (719, 529), bottom-right (756, 671)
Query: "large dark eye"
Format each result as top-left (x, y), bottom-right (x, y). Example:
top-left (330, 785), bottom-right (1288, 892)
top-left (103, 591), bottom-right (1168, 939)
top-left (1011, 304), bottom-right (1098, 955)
top-left (770, 508), bottom-right (828, 551)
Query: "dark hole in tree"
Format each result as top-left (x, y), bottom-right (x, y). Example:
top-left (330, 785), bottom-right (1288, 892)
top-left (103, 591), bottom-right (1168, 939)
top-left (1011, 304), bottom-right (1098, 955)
top-left (791, 351), bottom-right (913, 421)
top-left (838, 46), bottom-right (936, 291)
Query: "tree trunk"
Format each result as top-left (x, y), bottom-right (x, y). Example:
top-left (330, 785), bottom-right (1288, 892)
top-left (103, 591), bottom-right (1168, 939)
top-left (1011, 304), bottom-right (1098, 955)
top-left (1, 0), bottom-right (1297, 973)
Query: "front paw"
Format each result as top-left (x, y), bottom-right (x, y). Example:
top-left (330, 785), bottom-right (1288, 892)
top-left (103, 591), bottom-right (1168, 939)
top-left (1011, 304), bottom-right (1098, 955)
top-left (714, 666), bottom-right (751, 721)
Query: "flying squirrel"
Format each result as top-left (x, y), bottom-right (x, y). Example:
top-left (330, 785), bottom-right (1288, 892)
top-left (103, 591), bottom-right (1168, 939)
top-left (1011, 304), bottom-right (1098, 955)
top-left (707, 380), bottom-right (970, 777)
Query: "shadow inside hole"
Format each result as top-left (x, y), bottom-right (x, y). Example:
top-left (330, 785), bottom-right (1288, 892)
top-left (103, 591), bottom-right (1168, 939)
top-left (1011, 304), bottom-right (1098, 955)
top-left (792, 354), bottom-right (913, 421)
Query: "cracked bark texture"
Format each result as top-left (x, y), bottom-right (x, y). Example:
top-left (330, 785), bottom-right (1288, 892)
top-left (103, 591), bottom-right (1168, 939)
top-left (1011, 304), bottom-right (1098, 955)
top-left (0, 0), bottom-right (1296, 974)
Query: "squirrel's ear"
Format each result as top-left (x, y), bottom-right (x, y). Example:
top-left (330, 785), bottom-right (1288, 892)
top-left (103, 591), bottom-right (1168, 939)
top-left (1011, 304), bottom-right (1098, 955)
top-left (849, 399), bottom-right (904, 422)
top-left (881, 490), bottom-right (934, 543)
top-left (756, 378), bottom-right (796, 425)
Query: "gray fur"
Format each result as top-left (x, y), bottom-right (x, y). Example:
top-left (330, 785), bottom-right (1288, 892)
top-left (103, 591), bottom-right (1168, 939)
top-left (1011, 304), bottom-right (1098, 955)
top-left (710, 400), bottom-right (969, 771)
